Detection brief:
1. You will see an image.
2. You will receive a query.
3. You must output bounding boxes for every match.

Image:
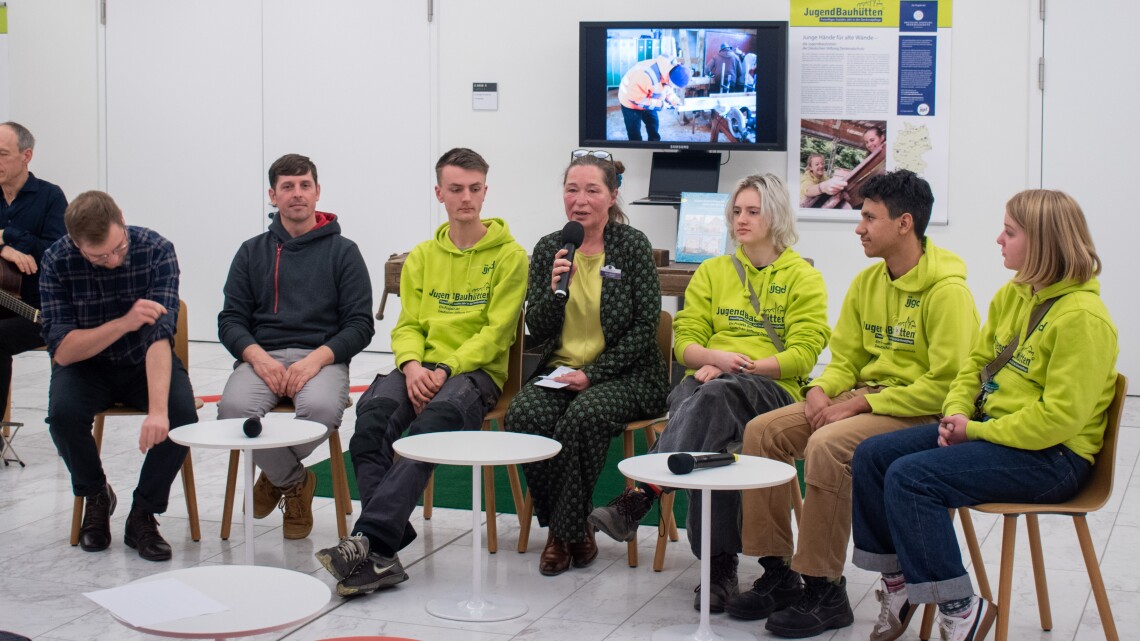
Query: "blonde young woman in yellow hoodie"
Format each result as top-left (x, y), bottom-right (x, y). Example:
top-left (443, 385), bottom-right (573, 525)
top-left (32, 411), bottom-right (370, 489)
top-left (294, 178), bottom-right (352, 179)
top-left (589, 173), bottom-right (831, 611)
top-left (850, 190), bottom-right (1118, 641)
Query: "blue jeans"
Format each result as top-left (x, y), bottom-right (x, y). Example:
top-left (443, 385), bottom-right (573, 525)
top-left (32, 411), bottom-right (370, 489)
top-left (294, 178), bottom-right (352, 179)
top-left (851, 423), bottom-right (1090, 604)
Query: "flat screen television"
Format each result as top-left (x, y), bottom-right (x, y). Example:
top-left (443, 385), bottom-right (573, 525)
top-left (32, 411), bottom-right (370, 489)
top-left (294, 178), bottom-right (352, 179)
top-left (579, 21), bottom-right (788, 152)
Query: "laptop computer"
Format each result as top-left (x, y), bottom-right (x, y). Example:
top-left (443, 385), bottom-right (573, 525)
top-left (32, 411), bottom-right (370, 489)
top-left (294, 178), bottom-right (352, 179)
top-left (635, 152), bottom-right (722, 205)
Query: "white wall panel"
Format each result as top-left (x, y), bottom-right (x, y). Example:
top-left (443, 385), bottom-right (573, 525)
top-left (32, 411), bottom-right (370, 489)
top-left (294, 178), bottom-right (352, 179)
top-left (105, 0), bottom-right (263, 342)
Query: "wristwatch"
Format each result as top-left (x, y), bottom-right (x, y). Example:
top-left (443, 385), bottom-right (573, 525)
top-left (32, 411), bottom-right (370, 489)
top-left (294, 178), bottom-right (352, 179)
top-left (436, 363), bottom-right (452, 378)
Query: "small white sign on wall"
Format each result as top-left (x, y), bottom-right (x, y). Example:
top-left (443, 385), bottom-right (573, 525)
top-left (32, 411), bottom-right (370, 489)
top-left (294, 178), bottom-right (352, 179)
top-left (472, 82), bottom-right (498, 111)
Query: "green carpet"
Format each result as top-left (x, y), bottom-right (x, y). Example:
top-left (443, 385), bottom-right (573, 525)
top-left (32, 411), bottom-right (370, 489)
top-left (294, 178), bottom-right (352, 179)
top-left (310, 436), bottom-right (806, 528)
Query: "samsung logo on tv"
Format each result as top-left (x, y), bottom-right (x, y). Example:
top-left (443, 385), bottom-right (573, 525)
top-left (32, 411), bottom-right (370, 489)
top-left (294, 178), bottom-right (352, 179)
top-left (668, 144), bottom-right (691, 150)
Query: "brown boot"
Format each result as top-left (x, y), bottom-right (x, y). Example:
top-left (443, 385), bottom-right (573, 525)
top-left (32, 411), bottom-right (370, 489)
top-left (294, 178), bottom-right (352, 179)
top-left (252, 471), bottom-right (282, 519)
top-left (281, 470), bottom-right (316, 540)
top-left (539, 531), bottom-right (571, 576)
top-left (570, 522), bottom-right (598, 568)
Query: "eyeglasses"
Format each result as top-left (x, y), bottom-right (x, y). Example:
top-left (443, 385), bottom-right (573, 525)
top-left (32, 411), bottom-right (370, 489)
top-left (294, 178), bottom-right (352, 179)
top-left (77, 228), bottom-right (130, 265)
top-left (571, 149), bottom-right (614, 164)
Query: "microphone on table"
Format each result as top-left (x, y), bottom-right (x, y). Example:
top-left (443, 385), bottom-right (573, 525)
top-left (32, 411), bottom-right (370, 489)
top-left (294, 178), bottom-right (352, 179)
top-left (667, 452), bottom-right (738, 475)
top-left (553, 221), bottom-right (585, 300)
top-left (243, 416), bottom-right (263, 438)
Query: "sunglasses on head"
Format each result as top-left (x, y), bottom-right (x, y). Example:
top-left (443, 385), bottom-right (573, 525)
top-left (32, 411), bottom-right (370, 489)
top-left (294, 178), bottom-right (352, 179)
top-left (571, 149), bottom-right (614, 163)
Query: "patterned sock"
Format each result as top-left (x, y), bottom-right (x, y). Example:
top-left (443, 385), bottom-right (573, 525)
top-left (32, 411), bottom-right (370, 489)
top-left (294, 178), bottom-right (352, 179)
top-left (882, 572), bottom-right (906, 593)
top-left (939, 595), bottom-right (975, 618)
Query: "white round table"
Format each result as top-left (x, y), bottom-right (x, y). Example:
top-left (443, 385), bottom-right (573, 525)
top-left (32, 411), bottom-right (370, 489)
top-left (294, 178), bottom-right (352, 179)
top-left (393, 430), bottom-right (561, 622)
top-left (170, 418), bottom-right (327, 565)
top-left (619, 453), bottom-right (797, 641)
top-left (110, 565), bottom-right (329, 640)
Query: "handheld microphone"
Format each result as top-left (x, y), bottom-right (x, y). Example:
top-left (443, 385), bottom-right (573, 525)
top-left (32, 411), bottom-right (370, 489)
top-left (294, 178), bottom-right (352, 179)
top-left (553, 221), bottom-right (585, 300)
top-left (667, 452), bottom-right (738, 475)
top-left (242, 416), bottom-right (262, 438)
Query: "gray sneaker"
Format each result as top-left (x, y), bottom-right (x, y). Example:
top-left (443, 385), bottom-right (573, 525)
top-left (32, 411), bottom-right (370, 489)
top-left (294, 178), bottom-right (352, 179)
top-left (315, 533), bottom-right (370, 581)
top-left (336, 552), bottom-right (409, 597)
top-left (871, 581), bottom-right (917, 641)
top-left (588, 486), bottom-right (655, 543)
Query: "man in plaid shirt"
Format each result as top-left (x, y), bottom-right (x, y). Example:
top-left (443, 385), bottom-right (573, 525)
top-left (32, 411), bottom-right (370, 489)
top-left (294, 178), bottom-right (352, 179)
top-left (39, 191), bottom-right (198, 562)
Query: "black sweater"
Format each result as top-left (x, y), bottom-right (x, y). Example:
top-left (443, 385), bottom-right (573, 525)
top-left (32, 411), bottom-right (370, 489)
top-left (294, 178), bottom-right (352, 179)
top-left (218, 213), bottom-right (375, 363)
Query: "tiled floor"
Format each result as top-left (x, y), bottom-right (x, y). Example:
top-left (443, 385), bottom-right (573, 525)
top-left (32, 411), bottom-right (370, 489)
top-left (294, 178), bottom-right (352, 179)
top-left (1, 342), bottom-right (1137, 640)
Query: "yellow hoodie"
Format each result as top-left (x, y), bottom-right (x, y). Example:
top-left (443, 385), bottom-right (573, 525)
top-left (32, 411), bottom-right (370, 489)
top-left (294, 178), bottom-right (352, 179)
top-left (947, 278), bottom-right (1118, 463)
top-left (391, 218), bottom-right (528, 389)
top-left (811, 239), bottom-right (979, 417)
top-left (673, 245), bottom-right (830, 400)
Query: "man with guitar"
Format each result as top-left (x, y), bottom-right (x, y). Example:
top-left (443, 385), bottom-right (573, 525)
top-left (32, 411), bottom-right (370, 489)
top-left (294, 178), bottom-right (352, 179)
top-left (0, 122), bottom-right (66, 421)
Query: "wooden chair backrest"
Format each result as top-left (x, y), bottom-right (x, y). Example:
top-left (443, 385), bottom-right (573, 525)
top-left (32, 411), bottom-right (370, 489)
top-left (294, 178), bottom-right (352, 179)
top-left (1070, 373), bottom-right (1128, 512)
top-left (502, 313), bottom-right (526, 399)
top-left (656, 310), bottom-right (673, 371)
top-left (174, 299), bottom-right (189, 366)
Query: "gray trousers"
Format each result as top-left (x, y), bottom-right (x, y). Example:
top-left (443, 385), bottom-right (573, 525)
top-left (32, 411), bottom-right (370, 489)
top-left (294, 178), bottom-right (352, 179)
top-left (654, 373), bottom-right (793, 559)
top-left (217, 348), bottom-right (349, 488)
top-left (349, 367), bottom-right (499, 556)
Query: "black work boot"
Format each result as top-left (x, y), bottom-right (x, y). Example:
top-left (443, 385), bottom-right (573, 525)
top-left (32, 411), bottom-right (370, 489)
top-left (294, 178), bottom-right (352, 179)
top-left (725, 556), bottom-right (803, 620)
top-left (78, 483), bottom-right (117, 552)
top-left (124, 506), bottom-right (173, 561)
top-left (765, 575), bottom-right (854, 638)
top-left (693, 553), bottom-right (740, 612)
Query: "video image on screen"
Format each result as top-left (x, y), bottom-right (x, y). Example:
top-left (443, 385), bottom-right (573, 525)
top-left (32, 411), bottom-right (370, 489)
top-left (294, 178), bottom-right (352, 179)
top-left (606, 27), bottom-right (759, 145)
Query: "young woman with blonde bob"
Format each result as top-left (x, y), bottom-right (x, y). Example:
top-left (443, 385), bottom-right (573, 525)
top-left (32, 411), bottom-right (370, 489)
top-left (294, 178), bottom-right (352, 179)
top-left (849, 190), bottom-right (1119, 641)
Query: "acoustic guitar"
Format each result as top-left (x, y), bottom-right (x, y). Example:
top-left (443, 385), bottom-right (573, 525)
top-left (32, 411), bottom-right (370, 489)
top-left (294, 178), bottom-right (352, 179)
top-left (0, 258), bottom-right (42, 324)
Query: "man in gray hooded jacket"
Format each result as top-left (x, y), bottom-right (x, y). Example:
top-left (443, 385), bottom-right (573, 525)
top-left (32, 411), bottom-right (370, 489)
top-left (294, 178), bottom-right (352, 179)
top-left (217, 153), bottom-right (374, 540)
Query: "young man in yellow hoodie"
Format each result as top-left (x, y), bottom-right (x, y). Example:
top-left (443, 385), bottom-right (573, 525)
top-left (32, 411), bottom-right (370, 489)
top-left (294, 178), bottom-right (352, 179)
top-left (314, 148), bottom-right (527, 598)
top-left (725, 170), bottom-right (980, 638)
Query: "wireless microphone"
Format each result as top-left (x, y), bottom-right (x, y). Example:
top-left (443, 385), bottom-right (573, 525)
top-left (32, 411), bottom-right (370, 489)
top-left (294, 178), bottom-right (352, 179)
top-left (553, 221), bottom-right (585, 300)
top-left (242, 416), bottom-right (262, 438)
top-left (667, 452), bottom-right (738, 475)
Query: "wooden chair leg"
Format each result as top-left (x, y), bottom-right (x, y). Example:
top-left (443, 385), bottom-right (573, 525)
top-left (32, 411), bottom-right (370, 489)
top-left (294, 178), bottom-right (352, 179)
top-left (919, 603), bottom-right (937, 640)
top-left (958, 508), bottom-right (992, 600)
top-left (653, 490), bottom-right (676, 571)
top-left (70, 496), bottom-right (84, 546)
top-left (484, 466), bottom-right (498, 549)
top-left (220, 449), bottom-right (240, 540)
top-left (995, 515), bottom-right (1019, 641)
top-left (1074, 515), bottom-right (1120, 641)
top-left (423, 471), bottom-right (434, 520)
top-left (180, 451), bottom-right (201, 542)
top-left (643, 424), bottom-right (658, 450)
top-left (484, 465), bottom-right (498, 553)
top-left (72, 416), bottom-right (107, 546)
top-left (327, 432), bottom-right (348, 539)
top-left (328, 430), bottom-right (352, 516)
top-left (507, 463), bottom-right (524, 526)
top-left (517, 488), bottom-right (534, 553)
top-left (1025, 514), bottom-right (1052, 630)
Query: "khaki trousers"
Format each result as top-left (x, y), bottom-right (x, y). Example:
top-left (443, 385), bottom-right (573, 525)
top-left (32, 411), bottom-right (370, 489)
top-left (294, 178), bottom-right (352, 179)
top-left (739, 387), bottom-right (935, 579)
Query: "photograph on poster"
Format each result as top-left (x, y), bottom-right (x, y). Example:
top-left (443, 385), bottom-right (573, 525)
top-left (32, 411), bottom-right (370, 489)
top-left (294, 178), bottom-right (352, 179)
top-left (797, 118), bottom-right (886, 209)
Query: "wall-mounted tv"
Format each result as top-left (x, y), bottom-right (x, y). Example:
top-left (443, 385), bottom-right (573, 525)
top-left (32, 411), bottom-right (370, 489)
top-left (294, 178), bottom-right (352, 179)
top-left (579, 21), bottom-right (788, 152)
